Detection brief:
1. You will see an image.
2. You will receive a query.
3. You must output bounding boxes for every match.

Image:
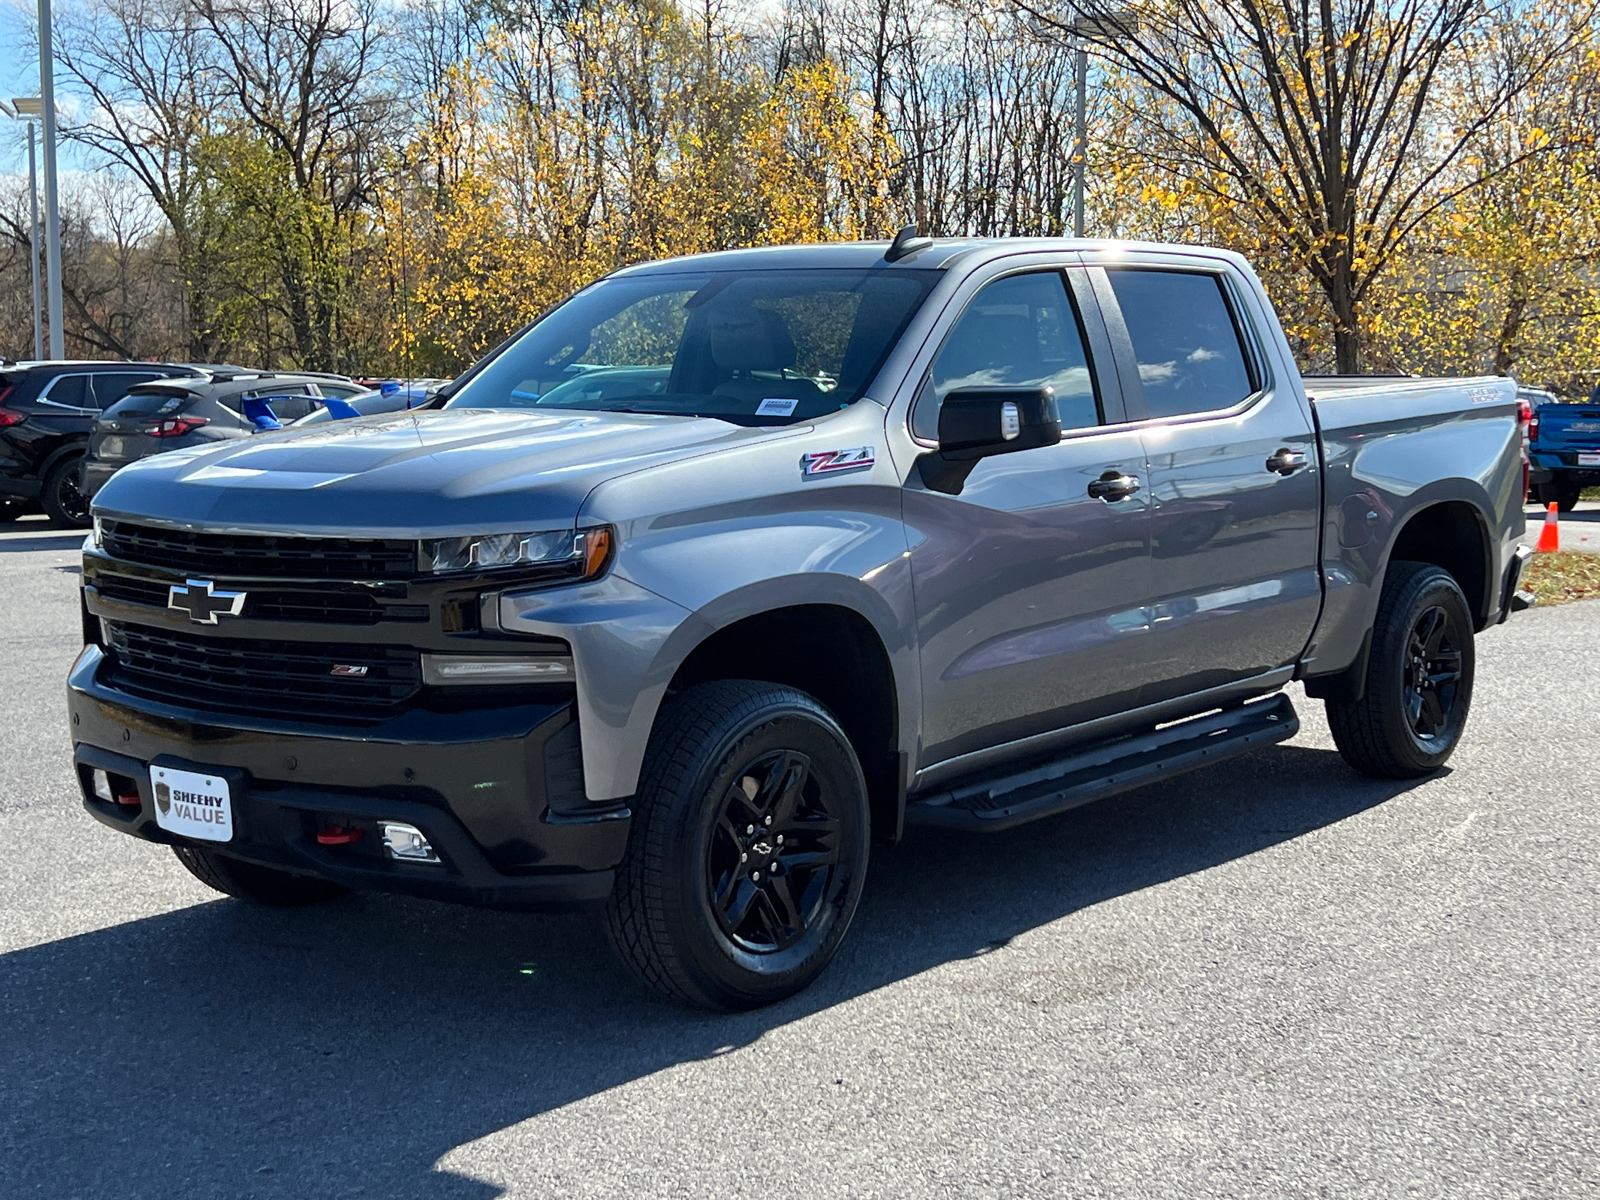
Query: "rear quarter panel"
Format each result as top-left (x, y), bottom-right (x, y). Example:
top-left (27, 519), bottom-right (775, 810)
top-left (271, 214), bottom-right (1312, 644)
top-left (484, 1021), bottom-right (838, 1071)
top-left (1303, 377), bottom-right (1524, 677)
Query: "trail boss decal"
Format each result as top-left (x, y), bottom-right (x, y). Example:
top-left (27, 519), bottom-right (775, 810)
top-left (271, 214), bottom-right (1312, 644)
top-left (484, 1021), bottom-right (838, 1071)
top-left (800, 446), bottom-right (875, 478)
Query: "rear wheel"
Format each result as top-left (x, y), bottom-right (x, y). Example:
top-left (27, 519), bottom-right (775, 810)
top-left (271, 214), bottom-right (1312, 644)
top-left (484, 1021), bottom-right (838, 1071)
top-left (1327, 561), bottom-right (1475, 779)
top-left (41, 453), bottom-right (91, 528)
top-left (605, 680), bottom-right (871, 1009)
top-left (172, 844), bottom-right (347, 906)
top-left (1556, 483), bottom-right (1582, 513)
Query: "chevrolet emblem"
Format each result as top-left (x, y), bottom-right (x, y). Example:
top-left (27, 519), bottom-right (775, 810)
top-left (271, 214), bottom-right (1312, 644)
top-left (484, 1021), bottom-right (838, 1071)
top-left (167, 579), bottom-right (246, 624)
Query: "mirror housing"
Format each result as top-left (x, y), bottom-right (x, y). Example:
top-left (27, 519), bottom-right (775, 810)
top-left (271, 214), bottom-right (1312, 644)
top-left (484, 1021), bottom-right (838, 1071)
top-left (919, 386), bottom-right (1063, 494)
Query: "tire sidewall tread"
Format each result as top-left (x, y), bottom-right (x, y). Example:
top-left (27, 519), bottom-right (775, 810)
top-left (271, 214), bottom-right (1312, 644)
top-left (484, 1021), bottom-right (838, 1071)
top-left (1327, 561), bottom-right (1475, 779)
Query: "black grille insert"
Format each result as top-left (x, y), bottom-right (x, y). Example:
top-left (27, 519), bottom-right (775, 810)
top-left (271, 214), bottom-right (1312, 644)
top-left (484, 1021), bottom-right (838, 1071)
top-left (105, 622), bottom-right (422, 716)
top-left (100, 520), bottom-right (418, 581)
top-left (91, 573), bottom-right (428, 625)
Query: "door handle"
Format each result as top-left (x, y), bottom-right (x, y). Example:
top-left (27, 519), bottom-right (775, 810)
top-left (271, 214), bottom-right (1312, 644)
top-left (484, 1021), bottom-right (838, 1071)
top-left (1266, 448), bottom-right (1308, 475)
top-left (1087, 470), bottom-right (1141, 501)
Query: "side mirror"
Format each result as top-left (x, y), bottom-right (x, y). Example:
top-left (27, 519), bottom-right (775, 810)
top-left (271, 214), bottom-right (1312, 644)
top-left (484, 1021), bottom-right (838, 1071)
top-left (919, 386), bottom-right (1062, 494)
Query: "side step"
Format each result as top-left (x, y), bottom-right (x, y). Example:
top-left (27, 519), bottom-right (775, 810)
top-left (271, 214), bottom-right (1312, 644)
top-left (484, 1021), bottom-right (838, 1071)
top-left (904, 692), bottom-right (1298, 832)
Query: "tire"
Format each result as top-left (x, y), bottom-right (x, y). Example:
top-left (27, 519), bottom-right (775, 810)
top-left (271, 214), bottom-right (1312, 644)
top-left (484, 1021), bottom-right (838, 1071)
top-left (172, 844), bottom-right (347, 906)
top-left (40, 453), bottom-right (91, 528)
top-left (605, 680), bottom-right (871, 1010)
top-left (1556, 484), bottom-right (1582, 513)
top-left (1327, 561), bottom-right (1475, 779)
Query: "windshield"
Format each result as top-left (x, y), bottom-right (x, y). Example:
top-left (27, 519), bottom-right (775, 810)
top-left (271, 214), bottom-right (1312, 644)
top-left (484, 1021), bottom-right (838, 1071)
top-left (443, 267), bottom-right (937, 425)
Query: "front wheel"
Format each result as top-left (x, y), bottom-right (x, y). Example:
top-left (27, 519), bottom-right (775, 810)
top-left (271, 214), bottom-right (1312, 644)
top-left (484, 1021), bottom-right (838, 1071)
top-left (1327, 561), bottom-right (1475, 779)
top-left (605, 680), bottom-right (871, 1009)
top-left (41, 453), bottom-right (91, 528)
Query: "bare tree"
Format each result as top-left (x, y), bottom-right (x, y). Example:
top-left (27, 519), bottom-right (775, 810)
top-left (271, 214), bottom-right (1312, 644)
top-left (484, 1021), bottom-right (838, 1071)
top-left (1017, 0), bottom-right (1592, 370)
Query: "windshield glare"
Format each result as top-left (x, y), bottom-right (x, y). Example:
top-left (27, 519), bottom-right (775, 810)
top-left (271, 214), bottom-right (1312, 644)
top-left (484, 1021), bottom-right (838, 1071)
top-left (443, 268), bottom-right (937, 425)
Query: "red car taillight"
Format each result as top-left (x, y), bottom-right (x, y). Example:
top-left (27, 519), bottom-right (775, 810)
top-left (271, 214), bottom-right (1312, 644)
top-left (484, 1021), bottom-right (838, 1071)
top-left (0, 408), bottom-right (23, 428)
top-left (1527, 411), bottom-right (1539, 442)
top-left (144, 416), bottom-right (209, 437)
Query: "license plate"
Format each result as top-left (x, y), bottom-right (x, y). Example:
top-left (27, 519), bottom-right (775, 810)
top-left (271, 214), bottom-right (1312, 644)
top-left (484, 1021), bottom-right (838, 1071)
top-left (151, 765), bottom-right (233, 842)
top-left (1579, 452), bottom-right (1600, 466)
top-left (100, 436), bottom-right (126, 458)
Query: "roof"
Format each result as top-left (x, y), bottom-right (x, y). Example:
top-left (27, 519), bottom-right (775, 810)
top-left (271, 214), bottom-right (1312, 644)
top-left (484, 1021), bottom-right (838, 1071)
top-left (608, 239), bottom-right (996, 275)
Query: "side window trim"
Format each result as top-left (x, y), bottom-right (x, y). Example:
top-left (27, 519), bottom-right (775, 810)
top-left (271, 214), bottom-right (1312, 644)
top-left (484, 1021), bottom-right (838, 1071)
top-left (36, 373), bottom-right (96, 413)
top-left (1093, 264), bottom-right (1266, 427)
top-left (1062, 267), bottom-right (1128, 426)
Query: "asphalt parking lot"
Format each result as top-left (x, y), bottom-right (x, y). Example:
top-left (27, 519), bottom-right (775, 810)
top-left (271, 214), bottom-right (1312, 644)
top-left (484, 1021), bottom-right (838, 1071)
top-left (2, 514), bottom-right (1596, 1199)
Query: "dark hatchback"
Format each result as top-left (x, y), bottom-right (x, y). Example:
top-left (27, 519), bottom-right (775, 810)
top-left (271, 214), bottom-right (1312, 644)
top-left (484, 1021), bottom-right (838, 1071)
top-left (82, 374), bottom-right (369, 502)
top-left (0, 361), bottom-right (204, 525)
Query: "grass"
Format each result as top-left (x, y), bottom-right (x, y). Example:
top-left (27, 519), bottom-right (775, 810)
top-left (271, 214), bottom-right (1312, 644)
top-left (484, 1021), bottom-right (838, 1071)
top-left (1521, 550), bottom-right (1600, 606)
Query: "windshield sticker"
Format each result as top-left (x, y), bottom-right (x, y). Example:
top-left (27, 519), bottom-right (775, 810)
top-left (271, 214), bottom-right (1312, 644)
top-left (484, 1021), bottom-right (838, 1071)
top-left (757, 398), bottom-right (799, 416)
top-left (801, 447), bottom-right (875, 478)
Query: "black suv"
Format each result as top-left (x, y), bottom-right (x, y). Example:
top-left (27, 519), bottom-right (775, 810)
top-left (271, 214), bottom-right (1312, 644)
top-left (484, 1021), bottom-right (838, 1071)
top-left (81, 373), bottom-right (370, 502)
top-left (0, 361), bottom-right (204, 526)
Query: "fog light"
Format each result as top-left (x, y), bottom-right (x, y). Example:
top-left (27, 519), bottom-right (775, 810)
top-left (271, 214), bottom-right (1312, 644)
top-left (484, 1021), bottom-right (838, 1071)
top-left (91, 768), bottom-right (113, 802)
top-left (379, 822), bottom-right (439, 863)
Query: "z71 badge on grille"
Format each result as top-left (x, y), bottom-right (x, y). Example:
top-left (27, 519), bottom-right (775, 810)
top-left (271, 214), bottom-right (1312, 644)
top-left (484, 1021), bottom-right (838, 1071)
top-left (800, 446), bottom-right (875, 478)
top-left (167, 578), bottom-right (246, 624)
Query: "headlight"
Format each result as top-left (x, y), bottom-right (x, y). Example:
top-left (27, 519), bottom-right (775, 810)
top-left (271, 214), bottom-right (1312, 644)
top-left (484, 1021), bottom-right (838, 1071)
top-left (419, 527), bottom-right (613, 578)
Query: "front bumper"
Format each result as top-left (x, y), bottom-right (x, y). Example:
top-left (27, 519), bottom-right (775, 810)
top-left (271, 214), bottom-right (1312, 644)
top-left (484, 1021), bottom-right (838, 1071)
top-left (67, 646), bottom-right (627, 909)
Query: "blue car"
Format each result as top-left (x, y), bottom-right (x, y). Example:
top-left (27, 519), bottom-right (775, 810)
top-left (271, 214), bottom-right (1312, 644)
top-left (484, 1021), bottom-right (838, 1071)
top-left (1527, 386), bottom-right (1600, 511)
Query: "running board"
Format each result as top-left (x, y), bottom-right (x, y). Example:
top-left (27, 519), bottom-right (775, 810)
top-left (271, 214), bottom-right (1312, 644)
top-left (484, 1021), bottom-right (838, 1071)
top-left (904, 693), bottom-right (1298, 832)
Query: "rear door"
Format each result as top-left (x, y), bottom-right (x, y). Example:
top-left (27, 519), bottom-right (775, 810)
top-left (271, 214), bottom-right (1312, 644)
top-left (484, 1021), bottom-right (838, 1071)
top-left (906, 265), bottom-right (1159, 767)
top-left (1089, 260), bottom-right (1321, 702)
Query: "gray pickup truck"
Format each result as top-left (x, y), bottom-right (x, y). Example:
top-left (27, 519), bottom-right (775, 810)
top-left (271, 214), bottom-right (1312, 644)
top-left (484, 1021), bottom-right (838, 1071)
top-left (69, 235), bottom-right (1529, 1008)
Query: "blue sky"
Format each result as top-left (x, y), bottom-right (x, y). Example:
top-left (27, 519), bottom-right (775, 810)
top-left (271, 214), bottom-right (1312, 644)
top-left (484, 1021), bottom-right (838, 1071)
top-left (2, 0), bottom-right (95, 180)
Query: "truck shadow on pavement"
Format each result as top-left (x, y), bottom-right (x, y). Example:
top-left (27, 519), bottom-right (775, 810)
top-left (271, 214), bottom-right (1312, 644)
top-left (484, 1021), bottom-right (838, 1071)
top-left (1, 743), bottom-right (1423, 1199)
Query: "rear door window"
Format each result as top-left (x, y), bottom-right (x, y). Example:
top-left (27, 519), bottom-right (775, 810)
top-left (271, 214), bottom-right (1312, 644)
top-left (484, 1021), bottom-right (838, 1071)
top-left (42, 374), bottom-right (88, 408)
top-left (1104, 269), bottom-right (1255, 419)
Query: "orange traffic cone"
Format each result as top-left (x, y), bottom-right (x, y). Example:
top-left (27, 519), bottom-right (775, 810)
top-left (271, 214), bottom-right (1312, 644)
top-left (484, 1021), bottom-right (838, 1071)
top-left (1536, 502), bottom-right (1561, 553)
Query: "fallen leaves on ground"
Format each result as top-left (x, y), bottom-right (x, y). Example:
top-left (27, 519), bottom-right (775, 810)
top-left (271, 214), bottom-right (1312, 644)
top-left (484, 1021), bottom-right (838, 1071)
top-left (1522, 550), bottom-right (1600, 605)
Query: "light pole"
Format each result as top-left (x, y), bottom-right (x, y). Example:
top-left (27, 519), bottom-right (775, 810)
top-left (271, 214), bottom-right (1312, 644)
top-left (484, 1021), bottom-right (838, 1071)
top-left (1037, 11), bottom-right (1140, 238)
top-left (2, 98), bottom-right (45, 359)
top-left (37, 0), bottom-right (65, 359)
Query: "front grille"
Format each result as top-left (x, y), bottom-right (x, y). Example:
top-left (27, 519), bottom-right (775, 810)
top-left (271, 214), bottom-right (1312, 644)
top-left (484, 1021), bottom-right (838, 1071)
top-left (92, 573), bottom-right (428, 625)
top-left (100, 520), bottom-right (418, 581)
top-left (105, 622), bottom-right (422, 717)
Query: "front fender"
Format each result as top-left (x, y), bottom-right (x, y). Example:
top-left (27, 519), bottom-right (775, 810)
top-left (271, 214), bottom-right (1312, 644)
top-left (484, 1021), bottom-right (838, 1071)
top-left (501, 493), bottom-right (920, 803)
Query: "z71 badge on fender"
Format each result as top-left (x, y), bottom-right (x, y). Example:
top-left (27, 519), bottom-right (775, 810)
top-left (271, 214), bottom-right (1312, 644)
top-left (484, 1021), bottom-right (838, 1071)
top-left (800, 446), bottom-right (875, 478)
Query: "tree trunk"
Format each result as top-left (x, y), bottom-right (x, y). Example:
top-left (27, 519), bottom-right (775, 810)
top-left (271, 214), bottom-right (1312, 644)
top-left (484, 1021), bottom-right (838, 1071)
top-left (1491, 266), bottom-right (1528, 376)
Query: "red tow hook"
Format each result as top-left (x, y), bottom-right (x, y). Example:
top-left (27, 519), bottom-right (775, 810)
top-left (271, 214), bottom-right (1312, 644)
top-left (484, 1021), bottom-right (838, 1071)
top-left (316, 825), bottom-right (364, 846)
top-left (115, 790), bottom-right (141, 808)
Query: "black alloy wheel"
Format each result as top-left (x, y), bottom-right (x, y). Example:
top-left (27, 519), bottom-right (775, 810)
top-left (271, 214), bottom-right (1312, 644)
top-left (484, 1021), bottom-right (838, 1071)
top-left (1327, 560), bottom-right (1476, 779)
top-left (42, 454), bottom-right (92, 528)
top-left (1402, 605), bottom-right (1464, 746)
top-left (606, 679), bottom-right (871, 1009)
top-left (707, 748), bottom-right (842, 954)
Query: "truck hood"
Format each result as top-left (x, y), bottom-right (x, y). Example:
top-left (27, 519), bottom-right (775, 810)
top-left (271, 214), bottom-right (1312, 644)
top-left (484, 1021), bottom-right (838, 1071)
top-left (92, 408), bottom-right (776, 537)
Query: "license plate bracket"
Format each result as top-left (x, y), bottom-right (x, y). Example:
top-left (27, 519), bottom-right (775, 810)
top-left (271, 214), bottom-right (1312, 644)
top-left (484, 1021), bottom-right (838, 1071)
top-left (151, 764), bottom-right (234, 842)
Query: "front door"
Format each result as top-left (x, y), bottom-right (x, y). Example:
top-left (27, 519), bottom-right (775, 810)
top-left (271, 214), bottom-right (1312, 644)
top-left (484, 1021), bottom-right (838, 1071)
top-left (1092, 264), bottom-right (1322, 703)
top-left (905, 269), bottom-right (1158, 769)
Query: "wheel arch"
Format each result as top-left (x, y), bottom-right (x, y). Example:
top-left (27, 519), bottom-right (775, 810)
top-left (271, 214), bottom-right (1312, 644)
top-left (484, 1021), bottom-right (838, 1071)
top-left (1384, 498), bottom-right (1495, 630)
top-left (662, 598), bottom-right (908, 844)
